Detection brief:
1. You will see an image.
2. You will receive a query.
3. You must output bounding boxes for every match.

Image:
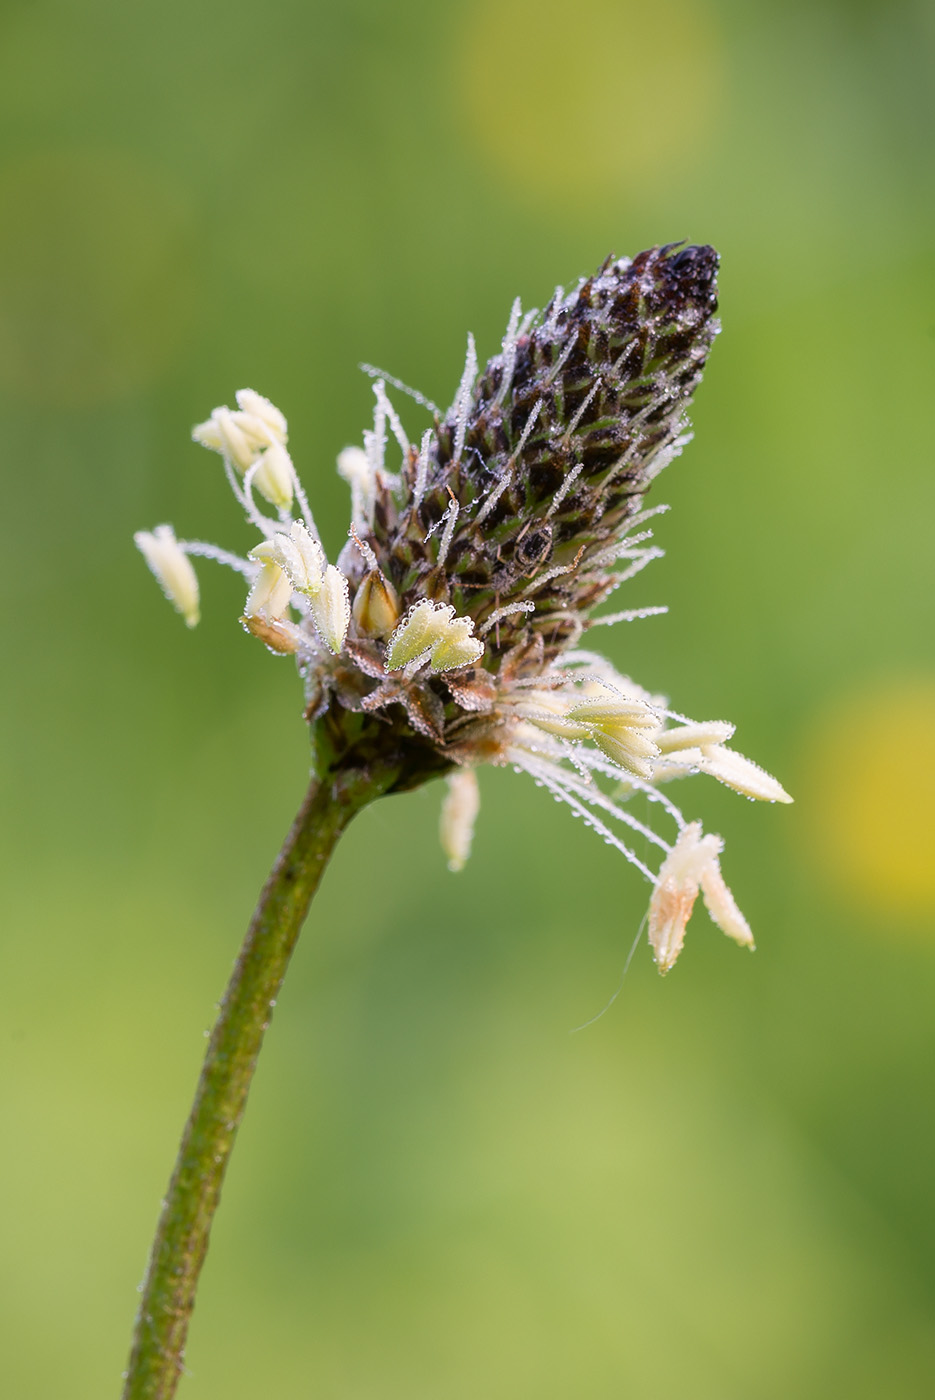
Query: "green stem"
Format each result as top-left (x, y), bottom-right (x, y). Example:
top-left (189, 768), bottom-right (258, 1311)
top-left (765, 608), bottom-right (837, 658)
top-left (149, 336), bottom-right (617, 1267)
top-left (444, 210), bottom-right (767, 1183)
top-left (121, 752), bottom-right (402, 1399)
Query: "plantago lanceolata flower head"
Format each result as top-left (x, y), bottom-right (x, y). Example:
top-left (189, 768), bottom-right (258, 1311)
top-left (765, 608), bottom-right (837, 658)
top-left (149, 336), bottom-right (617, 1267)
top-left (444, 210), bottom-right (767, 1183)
top-left (137, 246), bottom-right (792, 973)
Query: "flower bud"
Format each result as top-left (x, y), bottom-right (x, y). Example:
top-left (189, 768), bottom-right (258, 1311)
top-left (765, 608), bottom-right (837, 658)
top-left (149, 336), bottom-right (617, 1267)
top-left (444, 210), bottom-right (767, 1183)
top-left (352, 569), bottom-right (400, 639)
top-left (309, 565), bottom-right (350, 654)
top-left (135, 525), bottom-right (200, 628)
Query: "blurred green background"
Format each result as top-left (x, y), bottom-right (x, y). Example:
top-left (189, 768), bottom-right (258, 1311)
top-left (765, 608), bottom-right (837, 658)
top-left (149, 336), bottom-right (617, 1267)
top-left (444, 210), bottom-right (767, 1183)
top-left (1, 0), bottom-right (934, 1395)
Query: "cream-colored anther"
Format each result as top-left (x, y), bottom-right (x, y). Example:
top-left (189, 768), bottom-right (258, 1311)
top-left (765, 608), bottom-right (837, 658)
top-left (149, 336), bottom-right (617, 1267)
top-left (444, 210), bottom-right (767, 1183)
top-left (648, 822), bottom-right (754, 974)
top-left (309, 566), bottom-right (350, 654)
top-left (235, 389), bottom-right (288, 443)
top-left (655, 721), bottom-right (735, 754)
top-left (566, 694), bottom-right (660, 779)
top-left (250, 439), bottom-right (295, 512)
top-left (648, 823), bottom-right (723, 974)
top-left (385, 600), bottom-right (483, 673)
top-left (245, 543), bottom-right (293, 620)
top-left (270, 521), bottom-right (325, 596)
top-left (439, 770), bottom-right (480, 872)
top-left (135, 525), bottom-right (200, 628)
top-left (697, 745), bottom-right (792, 803)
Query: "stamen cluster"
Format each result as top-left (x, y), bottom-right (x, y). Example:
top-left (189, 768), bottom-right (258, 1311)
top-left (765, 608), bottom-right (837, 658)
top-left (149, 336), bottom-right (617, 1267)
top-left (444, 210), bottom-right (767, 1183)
top-left (136, 245), bottom-right (791, 973)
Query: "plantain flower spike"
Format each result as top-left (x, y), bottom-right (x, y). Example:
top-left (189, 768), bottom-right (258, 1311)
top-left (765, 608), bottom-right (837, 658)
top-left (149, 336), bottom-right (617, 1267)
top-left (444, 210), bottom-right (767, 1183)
top-left (136, 245), bottom-right (792, 974)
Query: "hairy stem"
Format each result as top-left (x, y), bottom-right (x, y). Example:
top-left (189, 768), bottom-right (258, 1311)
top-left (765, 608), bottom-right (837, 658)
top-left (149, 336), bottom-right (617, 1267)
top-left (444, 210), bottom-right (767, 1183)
top-left (122, 752), bottom-right (402, 1399)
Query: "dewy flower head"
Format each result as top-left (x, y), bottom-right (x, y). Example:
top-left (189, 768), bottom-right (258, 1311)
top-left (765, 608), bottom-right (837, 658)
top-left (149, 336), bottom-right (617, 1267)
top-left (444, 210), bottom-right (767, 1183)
top-left (136, 244), bottom-right (792, 974)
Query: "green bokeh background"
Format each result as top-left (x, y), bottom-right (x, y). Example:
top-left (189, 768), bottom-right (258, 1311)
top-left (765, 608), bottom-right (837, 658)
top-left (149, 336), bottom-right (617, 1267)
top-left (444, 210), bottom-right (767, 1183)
top-left (1, 0), bottom-right (934, 1395)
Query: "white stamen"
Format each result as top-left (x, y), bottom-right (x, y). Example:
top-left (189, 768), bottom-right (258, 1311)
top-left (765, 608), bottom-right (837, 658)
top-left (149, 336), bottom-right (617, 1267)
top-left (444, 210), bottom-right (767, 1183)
top-left (546, 462), bottom-right (583, 518)
top-left (564, 377), bottom-right (602, 439)
top-left (474, 400), bottom-right (543, 526)
top-left (359, 363), bottom-right (441, 418)
top-left (496, 297), bottom-right (522, 403)
top-left (414, 429), bottom-right (432, 511)
top-left (479, 602), bottom-right (535, 636)
top-left (544, 334), bottom-right (576, 386)
top-left (436, 498), bottom-right (460, 569)
top-left (543, 286), bottom-right (565, 336)
top-left (177, 540), bottom-right (255, 579)
top-left (514, 753), bottom-right (656, 882)
top-left (451, 333), bottom-right (478, 466)
top-left (588, 606), bottom-right (668, 627)
top-left (223, 459), bottom-right (279, 539)
top-left (374, 380), bottom-right (410, 458)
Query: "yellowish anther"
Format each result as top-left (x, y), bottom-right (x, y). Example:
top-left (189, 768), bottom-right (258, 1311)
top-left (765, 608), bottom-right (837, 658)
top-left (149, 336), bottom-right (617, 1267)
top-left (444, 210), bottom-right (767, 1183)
top-left (386, 600), bottom-right (445, 669)
top-left (648, 822), bottom-right (723, 973)
top-left (235, 388), bottom-right (288, 443)
top-left (385, 600), bottom-right (484, 673)
top-left (309, 565), bottom-right (350, 654)
top-left (589, 728), bottom-right (659, 779)
top-left (244, 558), bottom-right (293, 620)
top-left (518, 693), bottom-right (590, 741)
top-left (240, 613), bottom-right (302, 655)
top-left (337, 445), bottom-right (376, 524)
top-left (567, 693), bottom-right (660, 779)
top-left (697, 745), bottom-right (793, 803)
top-left (192, 392), bottom-right (293, 508)
top-left (193, 406), bottom-right (256, 472)
top-left (336, 445), bottom-right (370, 482)
top-left (655, 720), bottom-right (735, 753)
top-left (439, 769), bottom-right (481, 871)
top-left (699, 861), bottom-right (754, 949)
top-left (352, 570), bottom-right (400, 639)
top-left (648, 821), bottom-right (754, 973)
top-left (251, 439), bottom-right (295, 511)
top-left (566, 697), bottom-right (658, 726)
top-left (270, 521), bottom-right (325, 596)
top-left (135, 525), bottom-right (200, 628)
top-left (429, 616), bottom-right (484, 672)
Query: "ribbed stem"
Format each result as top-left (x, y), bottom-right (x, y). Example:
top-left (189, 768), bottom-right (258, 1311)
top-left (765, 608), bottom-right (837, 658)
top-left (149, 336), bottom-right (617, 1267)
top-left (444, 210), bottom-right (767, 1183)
top-left (121, 754), bottom-right (402, 1399)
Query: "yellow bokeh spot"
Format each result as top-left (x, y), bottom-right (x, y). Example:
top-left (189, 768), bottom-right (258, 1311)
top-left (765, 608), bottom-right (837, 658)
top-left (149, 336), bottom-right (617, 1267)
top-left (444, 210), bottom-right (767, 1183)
top-left (0, 150), bottom-right (197, 406)
top-left (456, 0), bottom-right (723, 203)
top-left (803, 678), bottom-right (935, 923)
